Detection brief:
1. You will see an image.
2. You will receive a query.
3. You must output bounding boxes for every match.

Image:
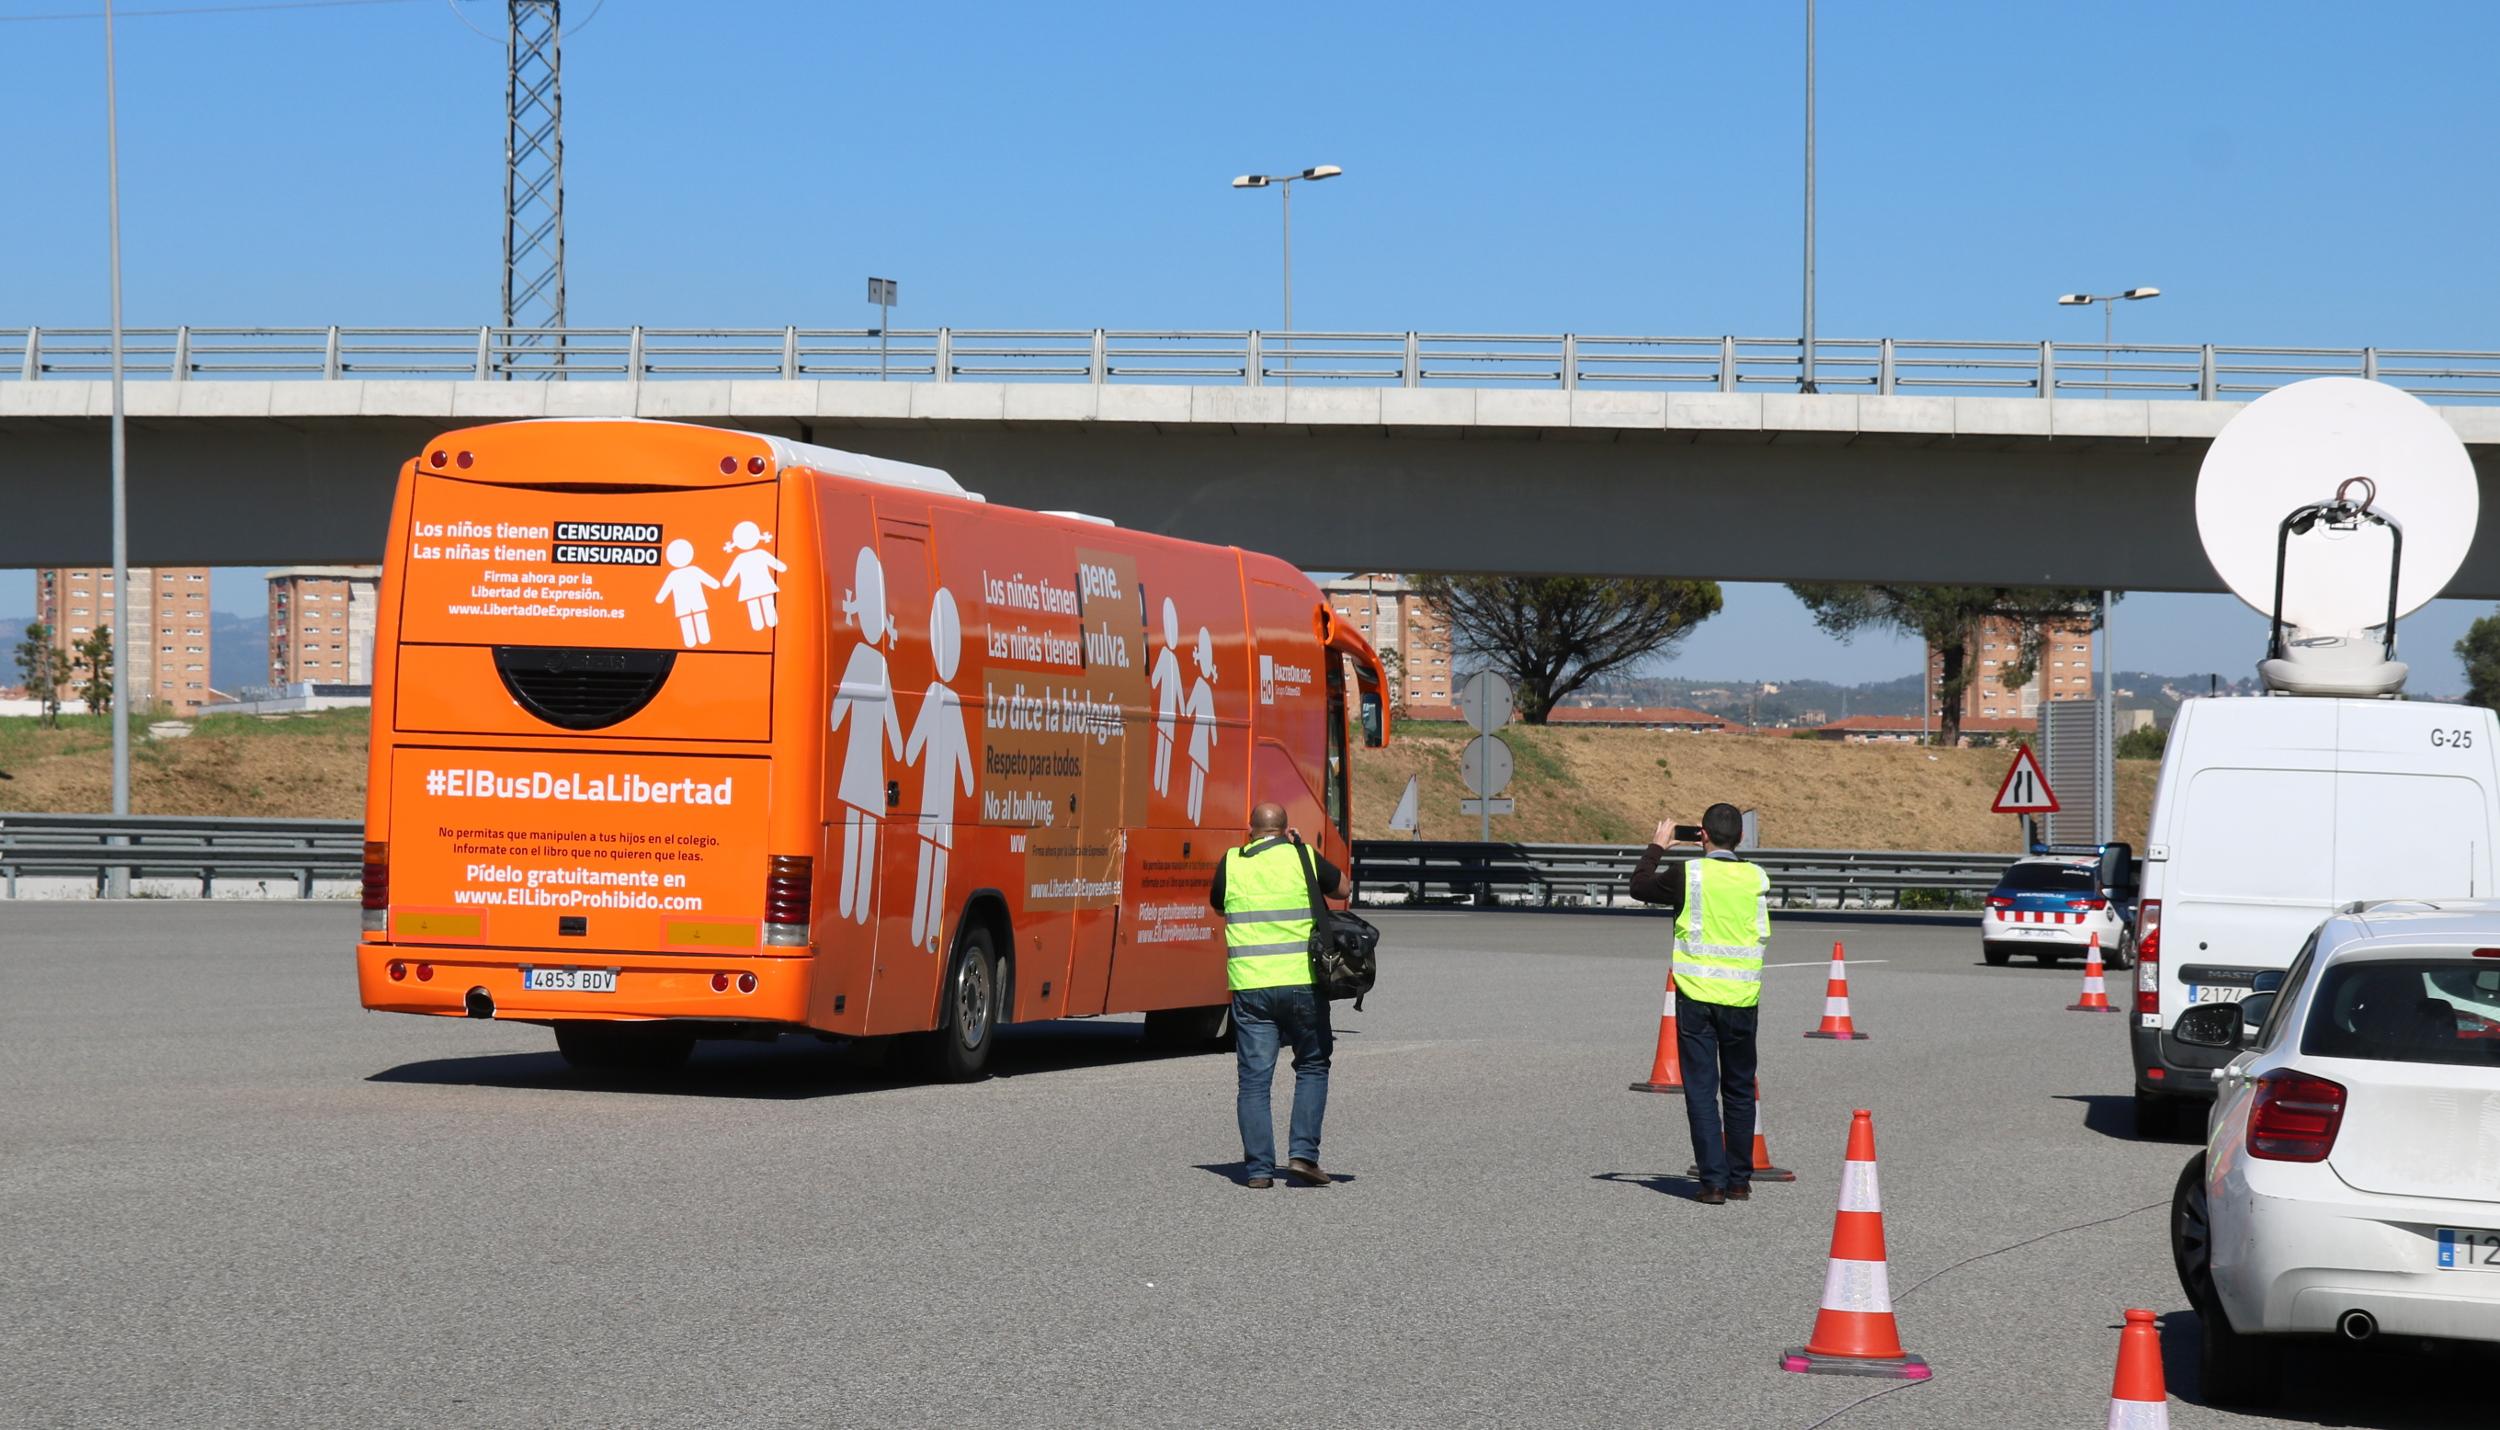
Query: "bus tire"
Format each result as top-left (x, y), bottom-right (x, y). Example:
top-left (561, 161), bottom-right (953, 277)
top-left (918, 924), bottom-right (1000, 1082)
top-left (554, 1021), bottom-right (694, 1075)
top-left (1143, 1003), bottom-right (1234, 1051)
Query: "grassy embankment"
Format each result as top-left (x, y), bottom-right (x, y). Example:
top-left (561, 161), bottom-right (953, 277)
top-left (0, 709), bottom-right (2155, 850)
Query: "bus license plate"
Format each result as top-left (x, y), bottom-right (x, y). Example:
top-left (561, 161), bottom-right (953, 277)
top-left (522, 967), bottom-right (617, 993)
top-left (2438, 1229), bottom-right (2500, 1270)
top-left (2185, 984), bottom-right (2246, 1005)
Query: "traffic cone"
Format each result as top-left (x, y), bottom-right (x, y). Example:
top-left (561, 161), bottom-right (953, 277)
top-left (1781, 1109), bottom-right (1930, 1379)
top-left (1686, 1079), bottom-right (1797, 1183)
top-left (2105, 1309), bottom-right (2170, 1429)
top-left (1628, 974), bottom-right (1684, 1094)
top-left (1804, 941), bottom-right (1870, 1040)
top-left (2069, 933), bottom-right (2122, 1013)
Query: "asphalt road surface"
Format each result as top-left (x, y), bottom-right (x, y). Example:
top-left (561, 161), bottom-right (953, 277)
top-left (6, 904), bottom-right (2492, 1429)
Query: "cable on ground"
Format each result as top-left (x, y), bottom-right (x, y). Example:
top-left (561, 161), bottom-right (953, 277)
top-left (1793, 1198), bottom-right (2167, 1428)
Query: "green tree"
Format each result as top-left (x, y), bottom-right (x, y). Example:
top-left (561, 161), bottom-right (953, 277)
top-left (2458, 609), bottom-right (2500, 711)
top-left (13, 621), bottom-right (66, 727)
top-left (1786, 584), bottom-right (2103, 747)
top-left (72, 625), bottom-right (114, 716)
top-left (1411, 575), bottom-right (1723, 723)
top-left (2116, 722), bottom-right (2168, 760)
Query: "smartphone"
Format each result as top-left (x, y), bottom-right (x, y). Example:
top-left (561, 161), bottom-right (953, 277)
top-left (1672, 824), bottom-right (1705, 843)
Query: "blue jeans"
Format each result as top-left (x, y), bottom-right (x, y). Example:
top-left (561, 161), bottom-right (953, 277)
top-left (1676, 993), bottom-right (1759, 1191)
top-left (1233, 985), bottom-right (1332, 1180)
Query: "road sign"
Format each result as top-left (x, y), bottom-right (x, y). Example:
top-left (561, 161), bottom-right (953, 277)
top-left (1457, 671), bottom-right (1513, 735)
top-left (1459, 799), bottom-right (1515, 815)
top-left (1991, 742), bottom-right (2060, 814)
top-left (1455, 671), bottom-right (1516, 838)
top-left (1388, 775), bottom-right (1421, 834)
top-left (866, 277), bottom-right (898, 306)
top-left (1461, 736), bottom-right (1513, 798)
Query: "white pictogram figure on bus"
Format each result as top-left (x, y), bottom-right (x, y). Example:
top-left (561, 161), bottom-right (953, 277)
top-left (830, 546), bottom-right (903, 924)
top-left (1150, 595), bottom-right (1185, 797)
top-left (655, 538), bottom-right (720, 648)
top-left (1183, 625), bottom-right (1219, 823)
top-left (721, 520), bottom-right (787, 630)
top-left (905, 587), bottom-right (975, 953)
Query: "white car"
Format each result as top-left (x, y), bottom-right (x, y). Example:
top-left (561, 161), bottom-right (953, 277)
top-left (1980, 851), bottom-right (2133, 968)
top-left (2170, 901), bottom-right (2500, 1407)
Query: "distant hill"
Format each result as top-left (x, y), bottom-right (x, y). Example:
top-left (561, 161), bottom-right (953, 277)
top-left (1578, 668), bottom-right (2279, 728)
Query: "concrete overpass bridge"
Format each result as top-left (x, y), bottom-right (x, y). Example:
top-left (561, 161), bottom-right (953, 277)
top-left (8, 325), bottom-right (2500, 594)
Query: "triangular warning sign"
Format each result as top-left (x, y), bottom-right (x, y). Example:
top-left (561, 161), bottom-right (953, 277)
top-left (1991, 742), bottom-right (2059, 814)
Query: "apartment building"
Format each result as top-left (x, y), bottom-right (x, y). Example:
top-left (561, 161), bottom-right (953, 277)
top-left (1929, 615), bottom-right (2098, 726)
top-left (267, 567), bottom-right (381, 685)
top-left (34, 566), bottom-right (215, 715)
top-left (1320, 573), bottom-right (1459, 718)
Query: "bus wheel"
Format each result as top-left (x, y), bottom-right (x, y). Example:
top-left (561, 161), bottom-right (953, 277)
top-left (920, 925), bottom-right (1000, 1082)
top-left (555, 1022), bottom-right (694, 1075)
top-left (1143, 1004), bottom-right (1234, 1051)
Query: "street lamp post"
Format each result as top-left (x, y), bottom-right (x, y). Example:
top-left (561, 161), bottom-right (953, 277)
top-left (1801, 0), bottom-right (1817, 394)
top-left (103, 0), bottom-right (133, 896)
top-left (2056, 287), bottom-right (2160, 398)
top-left (1232, 164), bottom-right (1341, 384)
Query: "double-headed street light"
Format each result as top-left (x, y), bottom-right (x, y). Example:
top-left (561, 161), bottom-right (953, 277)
top-left (2056, 287), bottom-right (2161, 398)
top-left (1232, 164), bottom-right (1341, 383)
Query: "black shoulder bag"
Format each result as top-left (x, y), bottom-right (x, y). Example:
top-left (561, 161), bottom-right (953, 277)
top-left (1290, 833), bottom-right (1379, 1010)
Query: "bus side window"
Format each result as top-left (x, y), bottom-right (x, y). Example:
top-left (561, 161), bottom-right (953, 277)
top-left (1325, 693), bottom-right (1349, 839)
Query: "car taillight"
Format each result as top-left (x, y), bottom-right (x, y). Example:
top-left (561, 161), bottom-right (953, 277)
top-left (362, 841), bottom-right (389, 934)
top-left (2069, 898), bottom-right (2108, 911)
top-left (2248, 1071), bottom-right (2346, 1162)
top-left (2135, 899), bottom-right (2161, 1014)
top-left (1986, 896), bottom-right (2013, 909)
top-left (764, 854), bottom-right (812, 947)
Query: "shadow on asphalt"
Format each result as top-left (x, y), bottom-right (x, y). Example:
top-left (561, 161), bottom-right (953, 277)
top-left (1192, 1163), bottom-right (1360, 1188)
top-left (367, 1019), bottom-right (1225, 1100)
top-left (2055, 1093), bottom-right (2204, 1145)
top-left (1590, 1171), bottom-right (1718, 1201)
top-left (2157, 1305), bottom-right (2500, 1426)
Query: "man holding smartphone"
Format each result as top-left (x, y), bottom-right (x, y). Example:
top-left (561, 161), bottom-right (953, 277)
top-left (1627, 802), bottom-right (1770, 1205)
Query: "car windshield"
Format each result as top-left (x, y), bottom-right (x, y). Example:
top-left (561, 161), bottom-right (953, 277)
top-left (2302, 959), bottom-right (2500, 1067)
top-left (1996, 863), bottom-right (2096, 893)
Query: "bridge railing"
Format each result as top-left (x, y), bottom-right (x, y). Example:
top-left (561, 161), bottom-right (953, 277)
top-left (10, 326), bottom-right (2500, 403)
top-left (1351, 840), bottom-right (2005, 911)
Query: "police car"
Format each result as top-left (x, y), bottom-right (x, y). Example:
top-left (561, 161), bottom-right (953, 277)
top-left (1981, 844), bottom-right (2134, 968)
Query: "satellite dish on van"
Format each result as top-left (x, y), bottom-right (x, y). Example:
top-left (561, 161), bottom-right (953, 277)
top-left (2196, 378), bottom-right (2477, 697)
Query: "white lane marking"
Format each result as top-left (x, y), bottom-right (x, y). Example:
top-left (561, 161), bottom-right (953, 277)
top-left (1765, 958), bottom-right (1890, 969)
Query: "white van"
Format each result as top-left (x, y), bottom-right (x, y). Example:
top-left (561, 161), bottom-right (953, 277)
top-left (2130, 695), bottom-right (2500, 1135)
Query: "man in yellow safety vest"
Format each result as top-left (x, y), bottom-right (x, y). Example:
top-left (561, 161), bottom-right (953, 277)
top-left (1207, 801), bottom-right (1346, 1189)
top-left (1628, 802), bottom-right (1770, 1205)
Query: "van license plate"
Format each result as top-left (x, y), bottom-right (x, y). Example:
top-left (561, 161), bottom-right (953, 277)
top-left (522, 967), bottom-right (617, 993)
top-left (2185, 984), bottom-right (2246, 1005)
top-left (2438, 1229), bottom-right (2500, 1270)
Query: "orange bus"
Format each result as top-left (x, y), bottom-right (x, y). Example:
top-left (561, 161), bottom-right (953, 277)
top-left (356, 418), bottom-right (1390, 1077)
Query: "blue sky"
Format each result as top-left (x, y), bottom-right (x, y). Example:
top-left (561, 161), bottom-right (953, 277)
top-left (5, 0), bottom-right (2498, 688)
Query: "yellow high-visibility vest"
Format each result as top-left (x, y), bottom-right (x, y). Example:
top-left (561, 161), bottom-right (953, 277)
top-left (1674, 855), bottom-right (1771, 1007)
top-left (1222, 837), bottom-right (1316, 992)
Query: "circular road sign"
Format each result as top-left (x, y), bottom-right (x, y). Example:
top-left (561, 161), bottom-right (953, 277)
top-left (1457, 671), bottom-right (1514, 734)
top-left (1461, 735), bottom-right (1514, 798)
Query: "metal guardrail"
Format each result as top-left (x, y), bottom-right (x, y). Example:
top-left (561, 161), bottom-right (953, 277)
top-left (1353, 840), bottom-right (2011, 911)
top-left (0, 813), bottom-right (361, 898)
top-left (7, 326), bottom-right (2500, 402)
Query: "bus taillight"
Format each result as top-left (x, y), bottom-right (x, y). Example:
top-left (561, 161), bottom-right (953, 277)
top-left (765, 854), bottom-right (812, 947)
top-left (362, 841), bottom-right (389, 934)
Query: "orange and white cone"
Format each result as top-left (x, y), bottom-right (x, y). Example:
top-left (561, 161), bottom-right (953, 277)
top-left (2106, 1309), bottom-right (2169, 1428)
top-left (2069, 933), bottom-right (2122, 1013)
top-left (1629, 974), bottom-right (1684, 1094)
top-left (1686, 1079), bottom-right (1797, 1183)
top-left (1781, 1109), bottom-right (1930, 1379)
top-left (1804, 941), bottom-right (1870, 1040)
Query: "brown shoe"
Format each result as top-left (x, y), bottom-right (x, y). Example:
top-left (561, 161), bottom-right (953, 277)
top-left (1246, 1177), bottom-right (1275, 1189)
top-left (1694, 1188), bottom-right (1727, 1205)
top-left (1285, 1158), bottom-right (1333, 1187)
top-left (1726, 1184), bottom-right (1752, 1200)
